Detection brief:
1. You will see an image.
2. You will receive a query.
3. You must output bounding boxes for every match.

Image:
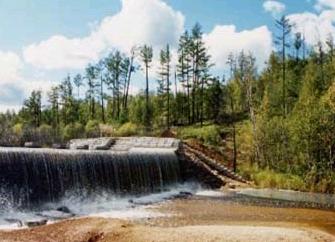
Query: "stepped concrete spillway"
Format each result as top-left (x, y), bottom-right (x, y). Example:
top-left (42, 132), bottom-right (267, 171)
top-left (68, 137), bottom-right (180, 151)
top-left (0, 138), bottom-right (182, 209)
top-left (0, 137), bottom-right (244, 210)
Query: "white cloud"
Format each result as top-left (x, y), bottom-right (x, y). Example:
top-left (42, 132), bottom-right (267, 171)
top-left (288, 1), bottom-right (335, 47)
top-left (0, 51), bottom-right (22, 84)
top-left (315, 0), bottom-right (335, 11)
top-left (204, 25), bottom-right (273, 71)
top-left (0, 50), bottom-right (61, 112)
top-left (263, 1), bottom-right (286, 17)
top-left (23, 34), bottom-right (105, 70)
top-left (23, 0), bottom-right (184, 70)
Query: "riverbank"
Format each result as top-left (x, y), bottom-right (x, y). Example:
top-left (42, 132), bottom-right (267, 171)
top-left (1, 189), bottom-right (335, 242)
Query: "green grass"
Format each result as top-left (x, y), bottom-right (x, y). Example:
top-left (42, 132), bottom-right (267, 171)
top-left (239, 163), bottom-right (306, 191)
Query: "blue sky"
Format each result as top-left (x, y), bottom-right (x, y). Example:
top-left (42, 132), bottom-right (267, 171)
top-left (0, 0), bottom-right (333, 111)
top-left (0, 0), bottom-right (313, 50)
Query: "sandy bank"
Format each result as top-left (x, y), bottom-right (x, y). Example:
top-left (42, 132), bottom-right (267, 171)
top-left (0, 217), bottom-right (334, 242)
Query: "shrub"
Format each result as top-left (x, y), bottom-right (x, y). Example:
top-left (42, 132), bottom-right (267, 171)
top-left (38, 124), bottom-right (53, 146)
top-left (240, 164), bottom-right (305, 191)
top-left (63, 122), bottom-right (85, 141)
top-left (116, 122), bottom-right (139, 137)
top-left (99, 124), bottom-right (115, 137)
top-left (85, 120), bottom-right (100, 138)
top-left (178, 125), bottom-right (221, 145)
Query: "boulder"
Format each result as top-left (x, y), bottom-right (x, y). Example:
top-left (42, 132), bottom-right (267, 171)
top-left (52, 143), bottom-right (67, 149)
top-left (24, 142), bottom-right (41, 148)
top-left (24, 219), bottom-right (48, 228)
top-left (56, 206), bottom-right (72, 214)
top-left (76, 144), bottom-right (89, 150)
top-left (4, 218), bottom-right (23, 227)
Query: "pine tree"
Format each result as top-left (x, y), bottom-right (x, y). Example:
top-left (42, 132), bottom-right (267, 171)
top-left (275, 16), bottom-right (292, 117)
top-left (177, 31), bottom-right (192, 124)
top-left (294, 32), bottom-right (302, 61)
top-left (85, 64), bottom-right (99, 119)
top-left (140, 45), bottom-right (153, 131)
top-left (48, 86), bottom-right (60, 130)
top-left (23, 90), bottom-right (42, 127)
top-left (158, 44), bottom-right (171, 129)
top-left (73, 74), bottom-right (83, 100)
top-left (189, 23), bottom-right (212, 124)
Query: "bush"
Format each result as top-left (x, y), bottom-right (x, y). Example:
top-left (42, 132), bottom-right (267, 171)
top-left (239, 163), bottom-right (305, 191)
top-left (178, 125), bottom-right (221, 145)
top-left (116, 122), bottom-right (139, 137)
top-left (99, 124), bottom-right (115, 137)
top-left (85, 120), bottom-right (100, 138)
top-left (236, 121), bottom-right (254, 163)
top-left (63, 122), bottom-right (85, 141)
top-left (38, 124), bottom-right (53, 146)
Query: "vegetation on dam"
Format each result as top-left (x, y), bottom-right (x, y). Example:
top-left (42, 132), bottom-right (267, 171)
top-left (1, 17), bottom-right (335, 193)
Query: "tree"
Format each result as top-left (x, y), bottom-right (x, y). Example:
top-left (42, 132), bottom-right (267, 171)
top-left (22, 90), bottom-right (42, 127)
top-left (85, 64), bottom-right (99, 119)
top-left (140, 45), bottom-right (153, 131)
top-left (123, 47), bottom-right (137, 110)
top-left (189, 23), bottom-right (212, 124)
top-left (275, 15), bottom-right (292, 117)
top-left (104, 51), bottom-right (129, 120)
top-left (177, 31), bottom-right (192, 124)
top-left (59, 75), bottom-right (77, 125)
top-left (47, 86), bottom-right (60, 130)
top-left (158, 44), bottom-right (171, 129)
top-left (96, 60), bottom-right (106, 123)
top-left (294, 32), bottom-right (302, 61)
top-left (73, 74), bottom-right (83, 99)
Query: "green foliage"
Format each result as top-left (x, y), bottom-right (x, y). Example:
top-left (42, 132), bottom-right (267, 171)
top-left (116, 122), bottom-right (140, 137)
top-left (38, 124), bottom-right (53, 146)
top-left (178, 125), bottom-right (221, 145)
top-left (128, 95), bottom-right (153, 128)
top-left (85, 120), bottom-right (100, 138)
top-left (239, 163), bottom-right (305, 191)
top-left (62, 122), bottom-right (85, 141)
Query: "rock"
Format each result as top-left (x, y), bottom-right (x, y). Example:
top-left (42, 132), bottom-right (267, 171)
top-left (24, 219), bottom-right (48, 228)
top-left (52, 143), bottom-right (67, 149)
top-left (36, 210), bottom-right (75, 220)
top-left (56, 206), bottom-right (72, 214)
top-left (76, 144), bottom-right (89, 150)
top-left (172, 191), bottom-right (193, 199)
top-left (4, 218), bottom-right (23, 227)
top-left (24, 142), bottom-right (41, 148)
top-left (228, 183), bottom-right (236, 189)
top-left (92, 138), bottom-right (115, 150)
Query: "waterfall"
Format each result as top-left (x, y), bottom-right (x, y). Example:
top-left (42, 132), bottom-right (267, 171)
top-left (0, 147), bottom-right (181, 209)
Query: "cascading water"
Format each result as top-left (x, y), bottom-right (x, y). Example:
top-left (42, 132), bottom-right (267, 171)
top-left (0, 147), bottom-right (182, 210)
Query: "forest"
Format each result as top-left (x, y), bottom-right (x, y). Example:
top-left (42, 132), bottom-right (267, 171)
top-left (1, 16), bottom-right (335, 193)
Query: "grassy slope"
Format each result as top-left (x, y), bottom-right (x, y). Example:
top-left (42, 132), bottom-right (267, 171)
top-left (174, 123), bottom-right (306, 192)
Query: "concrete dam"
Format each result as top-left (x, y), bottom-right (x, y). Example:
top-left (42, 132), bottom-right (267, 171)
top-left (0, 137), bottom-right (243, 210)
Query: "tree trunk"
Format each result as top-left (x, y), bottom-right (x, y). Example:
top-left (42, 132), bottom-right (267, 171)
top-left (124, 55), bottom-right (134, 110)
top-left (145, 63), bottom-right (150, 132)
top-left (100, 77), bottom-right (105, 123)
top-left (167, 62), bottom-right (170, 129)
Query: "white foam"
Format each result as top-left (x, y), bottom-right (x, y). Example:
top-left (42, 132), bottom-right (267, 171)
top-left (195, 190), bottom-right (226, 197)
top-left (0, 183), bottom-right (201, 230)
